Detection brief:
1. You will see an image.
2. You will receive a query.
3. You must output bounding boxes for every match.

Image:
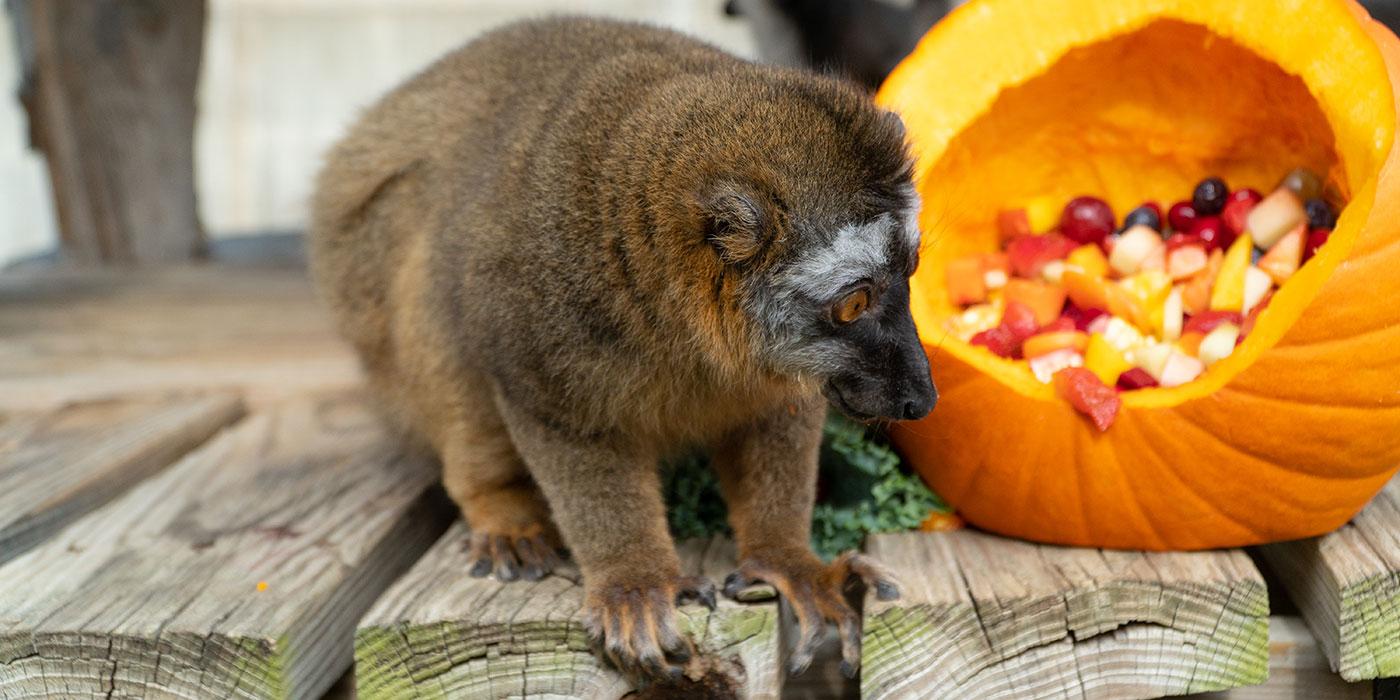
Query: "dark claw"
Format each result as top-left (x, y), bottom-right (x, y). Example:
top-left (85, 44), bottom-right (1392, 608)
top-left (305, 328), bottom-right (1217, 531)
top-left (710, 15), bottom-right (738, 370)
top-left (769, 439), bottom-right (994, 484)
top-left (469, 558), bottom-right (492, 578)
top-left (675, 576), bottom-right (718, 610)
top-left (874, 580), bottom-right (900, 601)
top-left (722, 571), bottom-right (752, 600)
top-left (840, 660), bottom-right (858, 679)
top-left (788, 653), bottom-right (813, 676)
top-left (496, 561), bottom-right (518, 582)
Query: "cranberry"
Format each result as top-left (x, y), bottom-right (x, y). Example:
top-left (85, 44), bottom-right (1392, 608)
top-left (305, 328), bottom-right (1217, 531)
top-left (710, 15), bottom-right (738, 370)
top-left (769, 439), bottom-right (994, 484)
top-left (1116, 368), bottom-right (1160, 390)
top-left (1121, 202), bottom-right (1162, 232)
top-left (1059, 196), bottom-right (1115, 245)
top-left (1304, 228), bottom-right (1332, 261)
top-left (1189, 216), bottom-right (1233, 251)
top-left (1192, 177), bottom-right (1229, 216)
top-left (1167, 201), bottom-right (1198, 232)
top-left (1221, 190), bottom-right (1262, 235)
top-left (1304, 198), bottom-right (1336, 229)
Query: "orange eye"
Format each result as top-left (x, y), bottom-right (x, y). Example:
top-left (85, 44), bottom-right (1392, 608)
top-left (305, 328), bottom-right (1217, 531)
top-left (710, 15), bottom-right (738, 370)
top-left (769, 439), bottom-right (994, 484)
top-left (833, 288), bottom-right (870, 324)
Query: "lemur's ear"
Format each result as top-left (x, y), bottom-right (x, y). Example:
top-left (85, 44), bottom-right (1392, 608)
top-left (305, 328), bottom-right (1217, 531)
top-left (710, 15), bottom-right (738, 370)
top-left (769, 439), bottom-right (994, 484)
top-left (700, 182), bottom-right (770, 265)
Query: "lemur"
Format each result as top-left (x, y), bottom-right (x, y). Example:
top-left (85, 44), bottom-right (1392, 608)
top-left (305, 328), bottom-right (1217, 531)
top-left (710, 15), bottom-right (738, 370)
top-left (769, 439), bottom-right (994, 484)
top-left (309, 17), bottom-right (937, 681)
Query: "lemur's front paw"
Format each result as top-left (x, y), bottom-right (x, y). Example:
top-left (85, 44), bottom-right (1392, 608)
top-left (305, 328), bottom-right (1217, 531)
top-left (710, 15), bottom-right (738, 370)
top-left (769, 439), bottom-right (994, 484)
top-left (466, 528), bottom-right (561, 582)
top-left (582, 573), bottom-right (717, 680)
top-left (723, 549), bottom-right (899, 678)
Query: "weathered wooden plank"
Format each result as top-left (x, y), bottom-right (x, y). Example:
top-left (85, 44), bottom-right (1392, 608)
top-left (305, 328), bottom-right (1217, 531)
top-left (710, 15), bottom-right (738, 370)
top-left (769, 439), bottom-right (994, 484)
top-left (1257, 477), bottom-right (1400, 681)
top-left (0, 266), bottom-right (361, 411)
top-left (1194, 616), bottom-right (1370, 700)
top-left (0, 393), bottom-right (452, 699)
top-left (356, 531), bottom-right (782, 699)
top-left (0, 393), bottom-right (244, 565)
top-left (862, 530), bottom-right (1269, 700)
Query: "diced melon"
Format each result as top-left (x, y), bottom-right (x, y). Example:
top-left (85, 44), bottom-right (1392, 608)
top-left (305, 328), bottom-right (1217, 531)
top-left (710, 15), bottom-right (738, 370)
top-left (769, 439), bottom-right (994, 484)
top-left (1209, 234), bottom-right (1254, 312)
top-left (1258, 224), bottom-right (1305, 284)
top-left (1003, 278), bottom-right (1066, 327)
top-left (997, 209), bottom-right (1032, 242)
top-left (1177, 331), bottom-right (1205, 357)
top-left (1182, 248), bottom-right (1224, 315)
top-left (946, 255), bottom-right (987, 305)
top-left (1063, 269), bottom-right (1110, 311)
top-left (1066, 244), bottom-right (1109, 278)
top-left (1198, 322), bottom-right (1242, 366)
top-left (1242, 266), bottom-right (1273, 316)
top-left (1246, 188), bottom-right (1306, 249)
top-left (1026, 195), bottom-right (1062, 234)
top-left (1023, 330), bottom-right (1090, 358)
top-left (1167, 244), bottom-right (1208, 281)
top-left (1084, 333), bottom-right (1133, 385)
top-left (1159, 287), bottom-right (1184, 341)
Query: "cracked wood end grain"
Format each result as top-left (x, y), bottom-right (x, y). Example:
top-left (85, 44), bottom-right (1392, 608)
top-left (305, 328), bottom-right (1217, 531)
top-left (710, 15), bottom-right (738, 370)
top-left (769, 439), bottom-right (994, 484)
top-left (0, 392), bottom-right (245, 566)
top-left (1257, 477), bottom-right (1400, 681)
top-left (861, 530), bottom-right (1269, 700)
top-left (356, 530), bottom-right (782, 699)
top-left (0, 393), bottom-right (453, 699)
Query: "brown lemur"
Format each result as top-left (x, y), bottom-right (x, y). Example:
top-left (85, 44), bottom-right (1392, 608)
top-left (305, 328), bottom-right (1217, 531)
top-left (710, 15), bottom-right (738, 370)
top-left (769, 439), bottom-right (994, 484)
top-left (309, 17), bottom-right (937, 680)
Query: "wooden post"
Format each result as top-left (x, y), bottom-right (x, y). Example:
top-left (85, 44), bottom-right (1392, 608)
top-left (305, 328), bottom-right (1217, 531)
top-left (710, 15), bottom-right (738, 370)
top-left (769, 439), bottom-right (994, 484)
top-left (9, 0), bottom-right (208, 264)
top-left (861, 530), bottom-right (1270, 699)
top-left (1257, 477), bottom-right (1400, 681)
top-left (356, 532), bottom-right (784, 699)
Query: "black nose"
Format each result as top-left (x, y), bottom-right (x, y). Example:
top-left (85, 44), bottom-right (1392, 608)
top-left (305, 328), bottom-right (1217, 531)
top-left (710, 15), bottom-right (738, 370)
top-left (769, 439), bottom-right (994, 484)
top-left (900, 385), bottom-right (937, 420)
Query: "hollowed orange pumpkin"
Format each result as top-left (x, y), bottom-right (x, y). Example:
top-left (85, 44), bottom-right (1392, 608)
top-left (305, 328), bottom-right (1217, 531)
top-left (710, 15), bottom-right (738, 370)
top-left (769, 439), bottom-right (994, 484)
top-left (881, 0), bottom-right (1400, 549)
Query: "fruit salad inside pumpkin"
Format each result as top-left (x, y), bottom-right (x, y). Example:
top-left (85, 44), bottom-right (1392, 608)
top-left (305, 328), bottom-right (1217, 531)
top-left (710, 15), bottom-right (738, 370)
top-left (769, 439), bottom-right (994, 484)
top-left (944, 171), bottom-right (1342, 430)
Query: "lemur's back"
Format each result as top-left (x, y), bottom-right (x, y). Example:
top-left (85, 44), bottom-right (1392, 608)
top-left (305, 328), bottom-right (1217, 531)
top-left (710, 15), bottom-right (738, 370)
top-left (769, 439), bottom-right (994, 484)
top-left (309, 19), bottom-right (737, 416)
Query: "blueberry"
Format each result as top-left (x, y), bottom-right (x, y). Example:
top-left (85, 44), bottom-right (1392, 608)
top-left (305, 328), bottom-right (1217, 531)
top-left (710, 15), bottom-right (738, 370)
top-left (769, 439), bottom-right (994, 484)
top-left (1304, 198), bottom-right (1336, 230)
top-left (1122, 204), bottom-right (1162, 232)
top-left (1192, 177), bottom-right (1229, 216)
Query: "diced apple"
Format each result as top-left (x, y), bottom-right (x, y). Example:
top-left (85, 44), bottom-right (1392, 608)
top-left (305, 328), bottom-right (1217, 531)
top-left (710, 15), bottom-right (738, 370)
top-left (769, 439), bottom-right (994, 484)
top-left (983, 268), bottom-right (1008, 290)
top-left (1209, 234), bottom-right (1254, 312)
top-left (1066, 244), bottom-right (1109, 278)
top-left (1041, 260), bottom-right (1067, 284)
top-left (1084, 333), bottom-right (1133, 385)
top-left (1198, 322), bottom-right (1241, 366)
top-left (1023, 330), bottom-right (1090, 358)
top-left (1167, 243), bottom-right (1208, 281)
top-left (1100, 316), bottom-right (1147, 354)
top-left (1158, 351), bottom-right (1205, 387)
top-left (1029, 348), bottom-right (1083, 383)
top-left (1242, 266), bottom-right (1273, 316)
top-left (1245, 188), bottom-right (1306, 249)
top-left (1004, 278), bottom-right (1067, 327)
top-left (1159, 287), bottom-right (1184, 341)
top-left (1109, 224), bottom-right (1167, 276)
top-left (1128, 342), bottom-right (1174, 380)
top-left (1258, 223), bottom-right (1305, 284)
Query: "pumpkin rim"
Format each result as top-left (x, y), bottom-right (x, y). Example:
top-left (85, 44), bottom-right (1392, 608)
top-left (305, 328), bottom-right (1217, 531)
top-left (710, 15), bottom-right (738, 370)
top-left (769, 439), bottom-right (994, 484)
top-left (877, 0), bottom-right (1398, 408)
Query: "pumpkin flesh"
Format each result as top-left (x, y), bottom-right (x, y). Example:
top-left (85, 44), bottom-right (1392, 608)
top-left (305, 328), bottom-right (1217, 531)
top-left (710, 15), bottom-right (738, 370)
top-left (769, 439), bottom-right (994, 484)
top-left (880, 0), bottom-right (1400, 549)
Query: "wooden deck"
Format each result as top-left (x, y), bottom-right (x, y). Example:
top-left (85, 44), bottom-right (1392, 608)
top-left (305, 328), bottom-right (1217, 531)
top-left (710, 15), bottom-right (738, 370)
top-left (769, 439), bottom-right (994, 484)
top-left (0, 262), bottom-right (1396, 699)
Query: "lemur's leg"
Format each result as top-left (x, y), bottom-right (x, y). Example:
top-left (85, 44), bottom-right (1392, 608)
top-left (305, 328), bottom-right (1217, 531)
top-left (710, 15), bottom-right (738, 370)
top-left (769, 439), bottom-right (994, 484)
top-left (438, 393), bottom-right (561, 583)
top-left (495, 399), bottom-right (714, 681)
top-left (710, 395), bottom-right (901, 678)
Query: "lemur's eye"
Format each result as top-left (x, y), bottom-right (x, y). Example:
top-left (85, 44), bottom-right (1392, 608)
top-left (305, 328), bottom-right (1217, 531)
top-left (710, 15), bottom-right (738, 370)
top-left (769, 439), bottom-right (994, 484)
top-left (832, 288), bottom-right (870, 324)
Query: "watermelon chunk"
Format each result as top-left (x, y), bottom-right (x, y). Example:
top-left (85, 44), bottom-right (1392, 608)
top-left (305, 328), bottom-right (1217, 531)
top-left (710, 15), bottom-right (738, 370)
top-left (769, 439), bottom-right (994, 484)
top-left (1054, 367), bottom-right (1122, 431)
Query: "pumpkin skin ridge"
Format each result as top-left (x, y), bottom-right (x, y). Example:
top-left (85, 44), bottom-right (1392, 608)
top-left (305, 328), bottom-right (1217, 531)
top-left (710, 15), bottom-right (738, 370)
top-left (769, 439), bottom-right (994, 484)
top-left (885, 0), bottom-right (1400, 549)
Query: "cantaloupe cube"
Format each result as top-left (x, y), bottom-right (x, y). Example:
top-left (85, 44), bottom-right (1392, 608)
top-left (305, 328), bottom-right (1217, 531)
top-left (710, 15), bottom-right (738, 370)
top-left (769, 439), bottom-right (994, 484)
top-left (1066, 244), bottom-right (1110, 278)
top-left (945, 255), bottom-right (987, 305)
top-left (1003, 278), bottom-right (1066, 327)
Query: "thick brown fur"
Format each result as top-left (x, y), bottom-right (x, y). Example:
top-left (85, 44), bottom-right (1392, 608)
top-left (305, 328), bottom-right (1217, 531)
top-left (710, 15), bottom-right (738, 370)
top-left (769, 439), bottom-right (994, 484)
top-left (310, 17), bottom-right (931, 680)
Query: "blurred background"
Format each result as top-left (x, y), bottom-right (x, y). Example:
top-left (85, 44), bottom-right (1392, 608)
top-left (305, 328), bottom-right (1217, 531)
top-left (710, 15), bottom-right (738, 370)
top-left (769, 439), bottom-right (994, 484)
top-left (3, 0), bottom-right (1399, 269)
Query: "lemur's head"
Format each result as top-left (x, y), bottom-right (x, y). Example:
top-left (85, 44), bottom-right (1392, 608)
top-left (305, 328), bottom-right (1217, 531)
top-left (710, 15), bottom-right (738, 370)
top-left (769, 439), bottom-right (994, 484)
top-left (693, 73), bottom-right (937, 421)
